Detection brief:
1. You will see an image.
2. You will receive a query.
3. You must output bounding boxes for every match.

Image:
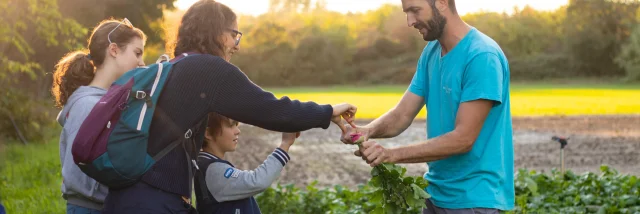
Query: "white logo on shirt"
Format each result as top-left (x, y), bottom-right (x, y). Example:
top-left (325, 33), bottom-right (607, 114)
top-left (442, 86), bottom-right (452, 94)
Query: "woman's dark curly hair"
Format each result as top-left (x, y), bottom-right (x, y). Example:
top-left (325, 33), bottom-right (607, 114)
top-left (170, 0), bottom-right (237, 58)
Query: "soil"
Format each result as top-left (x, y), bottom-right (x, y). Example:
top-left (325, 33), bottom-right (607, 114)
top-left (225, 115), bottom-right (640, 189)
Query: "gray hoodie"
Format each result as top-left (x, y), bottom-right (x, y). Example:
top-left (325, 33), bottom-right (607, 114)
top-left (56, 86), bottom-right (108, 210)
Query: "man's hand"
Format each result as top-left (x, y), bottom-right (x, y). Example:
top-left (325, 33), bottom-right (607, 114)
top-left (355, 140), bottom-right (394, 167)
top-left (340, 125), bottom-right (371, 145)
top-left (331, 103), bottom-right (357, 133)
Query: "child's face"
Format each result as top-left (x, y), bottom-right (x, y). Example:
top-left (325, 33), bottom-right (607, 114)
top-left (210, 119), bottom-right (240, 153)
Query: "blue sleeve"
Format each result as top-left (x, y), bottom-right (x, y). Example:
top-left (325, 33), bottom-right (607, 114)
top-left (461, 53), bottom-right (504, 105)
top-left (408, 51), bottom-right (428, 99)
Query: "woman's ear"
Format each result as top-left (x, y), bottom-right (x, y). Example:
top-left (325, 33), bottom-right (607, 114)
top-left (107, 43), bottom-right (120, 58)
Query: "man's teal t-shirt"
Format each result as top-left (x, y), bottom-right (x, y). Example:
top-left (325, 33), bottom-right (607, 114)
top-left (408, 27), bottom-right (514, 210)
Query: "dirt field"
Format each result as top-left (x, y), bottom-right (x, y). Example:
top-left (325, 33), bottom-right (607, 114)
top-left (226, 115), bottom-right (640, 188)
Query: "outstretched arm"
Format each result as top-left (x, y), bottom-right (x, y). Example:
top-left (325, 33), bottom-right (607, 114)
top-left (366, 90), bottom-right (425, 139)
top-left (358, 99), bottom-right (493, 166)
top-left (357, 52), bottom-right (505, 166)
top-left (341, 90), bottom-right (424, 143)
top-left (184, 56), bottom-right (357, 133)
top-left (205, 148), bottom-right (291, 202)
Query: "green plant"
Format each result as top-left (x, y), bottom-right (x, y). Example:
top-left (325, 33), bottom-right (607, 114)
top-left (508, 165), bottom-right (640, 214)
top-left (350, 133), bottom-right (430, 214)
top-left (367, 163), bottom-right (430, 214)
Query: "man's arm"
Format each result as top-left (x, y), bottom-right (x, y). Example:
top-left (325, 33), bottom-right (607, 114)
top-left (359, 52), bottom-right (504, 166)
top-left (341, 90), bottom-right (424, 143)
top-left (366, 91), bottom-right (425, 138)
top-left (343, 48), bottom-right (429, 143)
top-left (359, 99), bottom-right (493, 166)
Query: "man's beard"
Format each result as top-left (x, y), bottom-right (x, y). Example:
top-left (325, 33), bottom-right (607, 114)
top-left (415, 10), bottom-right (447, 41)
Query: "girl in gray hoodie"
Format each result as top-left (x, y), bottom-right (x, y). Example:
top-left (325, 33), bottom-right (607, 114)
top-left (52, 18), bottom-right (146, 214)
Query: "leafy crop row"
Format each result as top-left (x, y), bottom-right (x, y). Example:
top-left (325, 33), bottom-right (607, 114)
top-left (256, 165), bottom-right (640, 214)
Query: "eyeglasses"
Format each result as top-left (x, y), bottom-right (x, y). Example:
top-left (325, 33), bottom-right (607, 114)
top-left (229, 29), bottom-right (243, 46)
top-left (108, 18), bottom-right (133, 44)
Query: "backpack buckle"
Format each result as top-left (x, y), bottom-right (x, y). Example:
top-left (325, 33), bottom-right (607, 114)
top-left (135, 91), bottom-right (147, 99)
top-left (156, 54), bottom-right (170, 63)
top-left (118, 102), bottom-right (128, 110)
top-left (185, 129), bottom-right (193, 139)
top-left (192, 159), bottom-right (199, 170)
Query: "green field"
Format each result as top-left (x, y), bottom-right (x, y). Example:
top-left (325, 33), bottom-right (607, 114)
top-left (268, 83), bottom-right (640, 119)
top-left (0, 138), bottom-right (65, 213)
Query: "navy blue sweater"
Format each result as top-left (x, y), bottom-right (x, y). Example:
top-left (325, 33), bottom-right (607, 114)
top-left (140, 54), bottom-right (333, 197)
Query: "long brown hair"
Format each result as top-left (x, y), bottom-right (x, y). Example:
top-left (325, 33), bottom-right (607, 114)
top-left (171, 0), bottom-right (237, 58)
top-left (51, 18), bottom-right (146, 108)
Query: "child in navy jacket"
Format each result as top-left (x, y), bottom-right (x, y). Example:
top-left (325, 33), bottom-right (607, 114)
top-left (194, 112), bottom-right (298, 214)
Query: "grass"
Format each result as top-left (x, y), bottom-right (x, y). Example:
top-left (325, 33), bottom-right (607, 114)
top-left (0, 138), bottom-right (65, 214)
top-left (267, 83), bottom-right (640, 119)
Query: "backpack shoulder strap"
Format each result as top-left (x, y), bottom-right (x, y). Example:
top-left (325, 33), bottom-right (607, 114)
top-left (151, 117), bottom-right (206, 161)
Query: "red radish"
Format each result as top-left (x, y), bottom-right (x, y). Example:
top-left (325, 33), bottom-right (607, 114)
top-left (350, 133), bottom-right (365, 144)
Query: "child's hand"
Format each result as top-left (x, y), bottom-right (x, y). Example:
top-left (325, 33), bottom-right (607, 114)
top-left (279, 132), bottom-right (300, 152)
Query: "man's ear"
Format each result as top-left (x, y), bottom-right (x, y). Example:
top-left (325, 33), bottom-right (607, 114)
top-left (436, 0), bottom-right (447, 12)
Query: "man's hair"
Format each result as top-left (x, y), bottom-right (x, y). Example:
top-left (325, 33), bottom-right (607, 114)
top-left (428, 0), bottom-right (457, 14)
top-left (203, 112), bottom-right (238, 148)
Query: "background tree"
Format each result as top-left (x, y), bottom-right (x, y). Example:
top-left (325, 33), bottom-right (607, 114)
top-left (1, 0), bottom-right (85, 142)
top-left (58, 0), bottom-right (175, 45)
top-left (563, 0), bottom-right (640, 77)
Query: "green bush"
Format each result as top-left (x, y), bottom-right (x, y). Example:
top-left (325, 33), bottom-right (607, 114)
top-left (0, 0), bottom-right (84, 143)
top-left (509, 166), bottom-right (640, 214)
top-left (0, 88), bottom-right (57, 143)
top-left (510, 53), bottom-right (574, 80)
top-left (615, 23), bottom-right (640, 82)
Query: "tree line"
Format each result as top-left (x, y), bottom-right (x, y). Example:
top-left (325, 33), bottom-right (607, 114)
top-left (2, 0), bottom-right (640, 142)
top-left (228, 0), bottom-right (640, 86)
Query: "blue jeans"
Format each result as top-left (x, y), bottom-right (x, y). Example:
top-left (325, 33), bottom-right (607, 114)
top-left (423, 199), bottom-right (500, 214)
top-left (67, 203), bottom-right (101, 214)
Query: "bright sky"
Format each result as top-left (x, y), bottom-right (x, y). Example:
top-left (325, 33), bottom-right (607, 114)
top-left (175, 0), bottom-right (568, 16)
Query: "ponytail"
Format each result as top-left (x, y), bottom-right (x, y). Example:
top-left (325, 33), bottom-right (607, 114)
top-left (51, 50), bottom-right (95, 108)
top-left (51, 18), bottom-right (146, 108)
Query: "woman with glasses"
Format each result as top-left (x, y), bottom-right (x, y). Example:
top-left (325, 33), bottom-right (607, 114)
top-left (101, 0), bottom-right (357, 213)
top-left (52, 18), bottom-right (146, 214)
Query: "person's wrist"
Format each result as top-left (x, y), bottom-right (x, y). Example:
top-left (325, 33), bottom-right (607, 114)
top-left (361, 125), bottom-right (375, 138)
top-left (387, 147), bottom-right (399, 164)
top-left (279, 143), bottom-right (291, 152)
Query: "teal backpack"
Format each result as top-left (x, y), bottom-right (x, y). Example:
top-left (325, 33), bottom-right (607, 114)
top-left (71, 53), bottom-right (201, 189)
